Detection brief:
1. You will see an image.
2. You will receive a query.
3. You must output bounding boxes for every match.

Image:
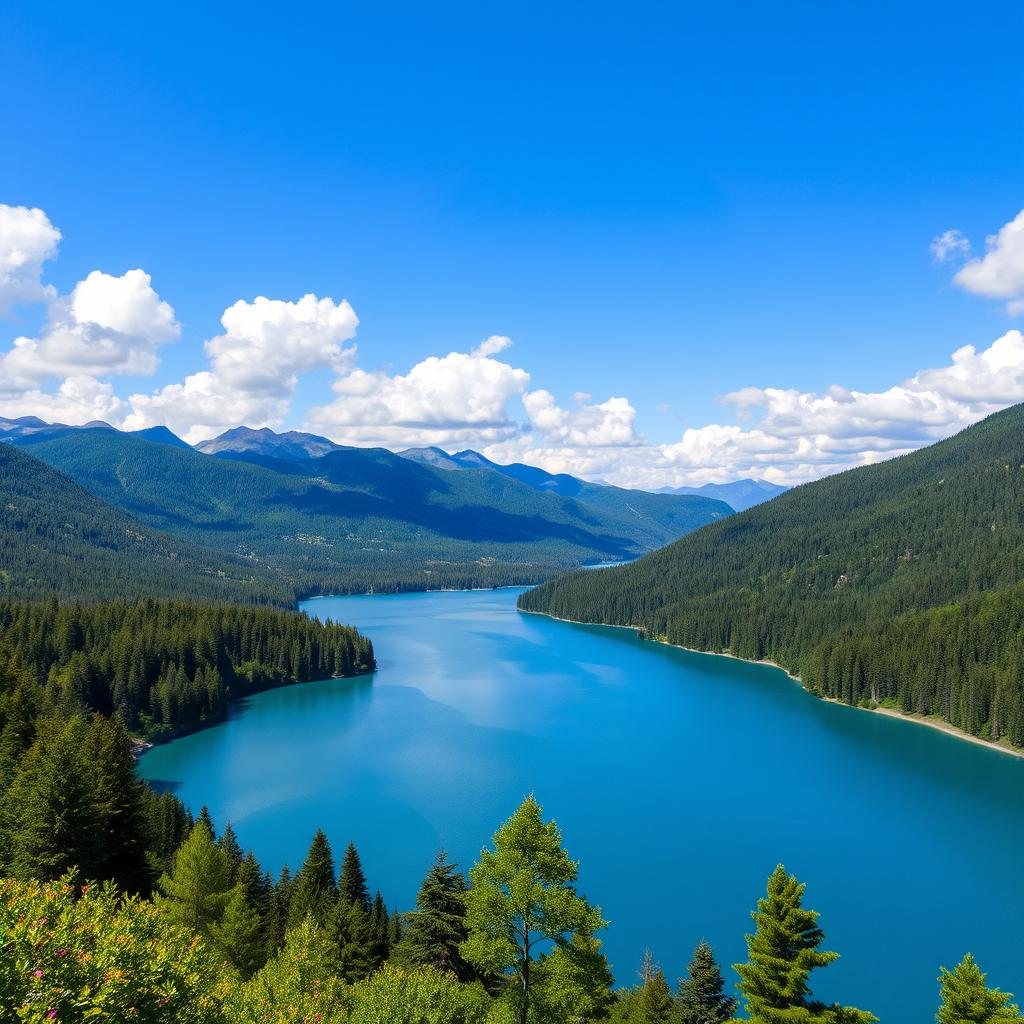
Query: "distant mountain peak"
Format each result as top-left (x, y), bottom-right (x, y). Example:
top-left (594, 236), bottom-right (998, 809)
top-left (195, 425), bottom-right (344, 460)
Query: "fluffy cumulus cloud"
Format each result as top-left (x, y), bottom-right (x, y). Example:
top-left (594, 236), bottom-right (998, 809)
top-left (125, 294), bottom-right (358, 442)
top-left (0, 375), bottom-right (128, 425)
top-left (0, 204), bottom-right (61, 312)
top-left (950, 208), bottom-right (1024, 314)
top-left (304, 341), bottom-right (530, 448)
top-left (0, 270), bottom-right (179, 392)
top-left (523, 390), bottom-right (639, 447)
top-left (7, 201), bottom-right (1024, 491)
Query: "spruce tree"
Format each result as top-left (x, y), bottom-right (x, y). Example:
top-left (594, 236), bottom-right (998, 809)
top-left (332, 898), bottom-right (377, 982)
top-left (678, 940), bottom-right (737, 1024)
top-left (637, 967), bottom-right (675, 1024)
top-left (83, 714), bottom-right (153, 894)
top-left (369, 889), bottom-right (391, 965)
top-left (157, 817), bottom-right (233, 935)
top-left (5, 715), bottom-right (102, 881)
top-left (937, 954), bottom-right (1024, 1024)
top-left (288, 829), bottom-right (339, 929)
top-left (735, 864), bottom-right (876, 1024)
top-left (217, 821), bottom-right (245, 881)
top-left (338, 840), bottom-right (371, 912)
top-left (211, 884), bottom-right (265, 978)
top-left (462, 794), bottom-right (609, 1024)
top-left (393, 849), bottom-right (475, 980)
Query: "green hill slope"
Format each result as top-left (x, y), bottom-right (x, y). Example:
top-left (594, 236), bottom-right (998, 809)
top-left (520, 403), bottom-right (1024, 749)
top-left (0, 444), bottom-right (287, 604)
top-left (12, 430), bottom-right (729, 594)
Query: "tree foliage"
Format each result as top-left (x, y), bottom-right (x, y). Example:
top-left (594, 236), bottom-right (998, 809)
top-left (521, 403), bottom-right (1024, 749)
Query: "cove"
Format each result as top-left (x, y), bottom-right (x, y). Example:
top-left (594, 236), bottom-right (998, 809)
top-left (138, 589), bottom-right (1024, 1022)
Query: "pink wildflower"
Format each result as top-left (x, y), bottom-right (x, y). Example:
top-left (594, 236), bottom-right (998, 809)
top-left (33, 969), bottom-right (44, 978)
top-left (55, 949), bottom-right (67, 958)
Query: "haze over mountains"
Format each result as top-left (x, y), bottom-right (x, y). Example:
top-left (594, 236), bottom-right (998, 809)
top-left (656, 478), bottom-right (788, 512)
top-left (0, 419), bottom-right (734, 600)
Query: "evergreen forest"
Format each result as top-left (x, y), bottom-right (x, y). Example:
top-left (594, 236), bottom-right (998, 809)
top-left (521, 404), bottom-right (1024, 750)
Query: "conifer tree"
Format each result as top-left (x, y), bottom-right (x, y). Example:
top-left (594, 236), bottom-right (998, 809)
top-left (211, 884), bottom-right (265, 978)
top-left (735, 864), bottom-right (876, 1024)
top-left (288, 829), bottom-right (339, 929)
top-left (636, 967), bottom-right (675, 1024)
top-left (369, 889), bottom-right (391, 964)
top-left (678, 940), bottom-right (737, 1024)
top-left (217, 821), bottom-right (245, 881)
top-left (462, 794), bottom-right (608, 1024)
top-left (338, 840), bottom-right (371, 911)
top-left (393, 849), bottom-right (475, 980)
top-left (157, 817), bottom-right (232, 935)
top-left (83, 714), bottom-right (153, 894)
top-left (937, 954), bottom-right (1024, 1024)
top-left (5, 715), bottom-right (102, 881)
top-left (332, 898), bottom-right (377, 982)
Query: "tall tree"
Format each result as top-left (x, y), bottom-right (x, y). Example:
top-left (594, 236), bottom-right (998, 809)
top-left (735, 864), bottom-right (876, 1024)
top-left (937, 954), bottom-right (1023, 1024)
top-left (157, 817), bottom-right (233, 935)
top-left (82, 714), bottom-right (153, 894)
top-left (393, 850), bottom-right (475, 980)
top-left (288, 829), bottom-right (339, 929)
top-left (677, 940), bottom-right (737, 1024)
top-left (211, 883), bottom-right (265, 978)
top-left (636, 967), bottom-right (675, 1024)
top-left (338, 841), bottom-right (371, 912)
top-left (461, 794), bottom-right (608, 1024)
top-left (4, 715), bottom-right (101, 881)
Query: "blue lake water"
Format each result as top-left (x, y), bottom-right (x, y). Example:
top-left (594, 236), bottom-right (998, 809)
top-left (139, 588), bottom-right (1024, 1021)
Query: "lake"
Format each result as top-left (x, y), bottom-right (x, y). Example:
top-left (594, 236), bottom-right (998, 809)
top-left (139, 588), bottom-right (1024, 1021)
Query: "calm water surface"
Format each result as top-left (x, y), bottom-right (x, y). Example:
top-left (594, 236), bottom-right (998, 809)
top-left (139, 589), bottom-right (1024, 1021)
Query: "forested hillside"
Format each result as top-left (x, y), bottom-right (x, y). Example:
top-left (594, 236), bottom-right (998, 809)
top-left (12, 429), bottom-right (728, 594)
top-left (0, 599), bottom-right (373, 739)
top-left (521, 403), bottom-right (1024, 749)
top-left (0, 444), bottom-right (288, 604)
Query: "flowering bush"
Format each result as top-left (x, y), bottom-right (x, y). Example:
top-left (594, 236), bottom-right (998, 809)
top-left (0, 874), bottom-right (230, 1023)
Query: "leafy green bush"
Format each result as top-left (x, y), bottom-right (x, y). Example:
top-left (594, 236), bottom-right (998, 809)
top-left (0, 874), bottom-right (229, 1023)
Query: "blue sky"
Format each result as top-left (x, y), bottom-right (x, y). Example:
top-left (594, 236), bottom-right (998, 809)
top-left (1, 0), bottom-right (1023, 485)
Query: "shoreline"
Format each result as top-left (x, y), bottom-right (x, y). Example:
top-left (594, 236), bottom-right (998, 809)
top-left (520, 608), bottom-right (1024, 761)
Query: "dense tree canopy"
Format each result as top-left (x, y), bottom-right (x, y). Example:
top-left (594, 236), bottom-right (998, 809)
top-left (522, 403), bottom-right (1024, 749)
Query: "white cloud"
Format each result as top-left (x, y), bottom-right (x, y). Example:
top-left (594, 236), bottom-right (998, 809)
top-left (953, 209), bottom-right (1024, 313)
top-left (930, 229), bottom-right (970, 263)
top-left (523, 390), bottom-right (640, 446)
top-left (0, 375), bottom-right (127, 425)
top-left (471, 334), bottom-right (513, 358)
top-left (305, 340), bottom-right (530, 448)
top-left (0, 269), bottom-right (179, 389)
top-left (125, 293), bottom-right (359, 442)
top-left (0, 204), bottom-right (61, 313)
top-left (484, 330), bottom-right (1024, 489)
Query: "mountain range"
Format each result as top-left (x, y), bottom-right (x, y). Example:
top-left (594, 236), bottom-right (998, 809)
top-left (655, 478), bottom-right (788, 511)
top-left (0, 420), bottom-right (732, 600)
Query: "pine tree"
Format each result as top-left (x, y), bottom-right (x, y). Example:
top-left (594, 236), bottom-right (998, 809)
top-left (636, 967), bottom-right (675, 1024)
top-left (210, 884), bottom-right (265, 978)
top-left (735, 864), bottom-right (876, 1024)
top-left (332, 898), bottom-right (377, 982)
top-left (338, 841), bottom-right (370, 911)
top-left (369, 889), bottom-right (391, 965)
top-left (393, 850), bottom-right (475, 980)
top-left (157, 817), bottom-right (233, 935)
top-left (288, 829), bottom-right (339, 929)
top-left (83, 714), bottom-right (153, 894)
top-left (217, 821), bottom-right (244, 881)
top-left (462, 794), bottom-right (608, 1024)
top-left (5, 715), bottom-right (102, 881)
top-left (937, 954), bottom-right (1024, 1024)
top-left (678, 940), bottom-right (738, 1024)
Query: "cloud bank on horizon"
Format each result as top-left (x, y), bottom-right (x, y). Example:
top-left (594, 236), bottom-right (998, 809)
top-left (1, 202), bottom-right (1023, 489)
